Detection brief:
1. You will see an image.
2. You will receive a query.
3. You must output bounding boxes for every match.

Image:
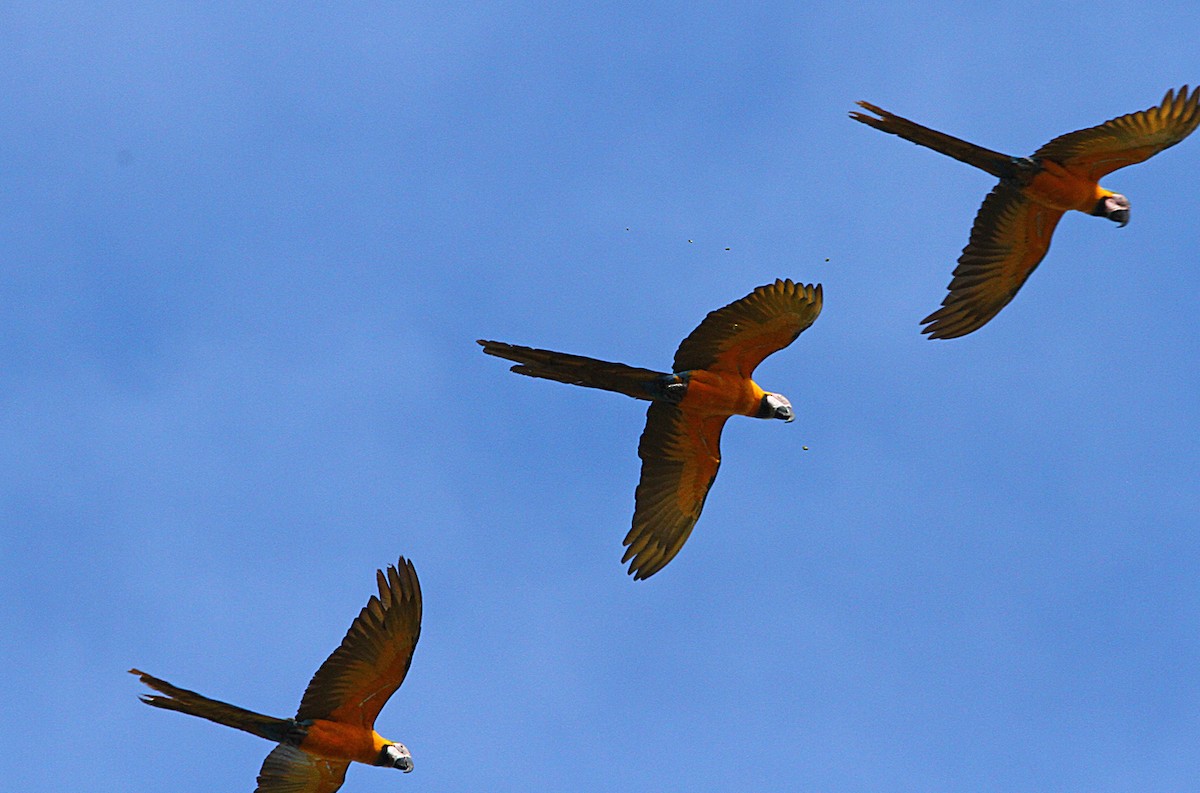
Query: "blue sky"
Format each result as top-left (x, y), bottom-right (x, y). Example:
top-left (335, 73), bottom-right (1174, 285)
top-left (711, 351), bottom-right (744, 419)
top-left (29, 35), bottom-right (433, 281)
top-left (3, 3), bottom-right (1199, 791)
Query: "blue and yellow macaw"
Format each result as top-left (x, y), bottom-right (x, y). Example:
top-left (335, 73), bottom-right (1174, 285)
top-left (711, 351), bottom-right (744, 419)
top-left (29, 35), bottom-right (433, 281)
top-left (132, 557), bottom-right (422, 793)
top-left (480, 279), bottom-right (822, 579)
top-left (852, 86), bottom-right (1200, 338)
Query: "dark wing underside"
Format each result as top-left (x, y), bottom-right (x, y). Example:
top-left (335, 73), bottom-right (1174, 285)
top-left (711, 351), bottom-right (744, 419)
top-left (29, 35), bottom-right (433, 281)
top-left (622, 402), bottom-right (726, 580)
top-left (1034, 85), bottom-right (1200, 180)
top-left (921, 183), bottom-right (1063, 339)
top-left (255, 744), bottom-right (349, 793)
top-left (672, 280), bottom-right (822, 377)
top-left (295, 558), bottom-right (422, 729)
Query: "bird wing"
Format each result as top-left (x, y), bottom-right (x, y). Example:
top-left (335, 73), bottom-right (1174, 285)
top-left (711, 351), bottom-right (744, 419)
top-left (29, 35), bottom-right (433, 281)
top-left (622, 402), bottom-right (727, 580)
top-left (255, 745), bottom-right (349, 793)
top-left (295, 558), bottom-right (422, 729)
top-left (672, 280), bottom-right (822, 378)
top-left (921, 183), bottom-right (1063, 339)
top-left (1033, 85), bottom-right (1200, 180)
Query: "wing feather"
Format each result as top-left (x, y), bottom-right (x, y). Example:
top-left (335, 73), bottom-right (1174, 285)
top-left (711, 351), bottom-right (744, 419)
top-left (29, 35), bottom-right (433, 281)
top-left (621, 403), bottom-right (726, 579)
top-left (295, 558), bottom-right (422, 729)
top-left (672, 280), bottom-right (822, 377)
top-left (255, 745), bottom-right (349, 793)
top-left (1033, 85), bottom-right (1200, 180)
top-left (921, 183), bottom-right (1063, 339)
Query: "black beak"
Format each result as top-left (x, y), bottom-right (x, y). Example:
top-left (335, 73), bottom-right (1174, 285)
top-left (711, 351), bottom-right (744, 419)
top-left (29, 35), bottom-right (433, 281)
top-left (776, 405), bottom-right (794, 423)
top-left (1110, 208), bottom-right (1129, 227)
top-left (396, 757), bottom-right (414, 773)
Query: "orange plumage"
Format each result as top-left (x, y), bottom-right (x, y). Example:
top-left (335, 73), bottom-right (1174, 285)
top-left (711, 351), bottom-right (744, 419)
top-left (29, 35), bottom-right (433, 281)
top-left (852, 86), bottom-right (1200, 338)
top-left (481, 279), bottom-right (822, 579)
top-left (132, 557), bottom-right (422, 793)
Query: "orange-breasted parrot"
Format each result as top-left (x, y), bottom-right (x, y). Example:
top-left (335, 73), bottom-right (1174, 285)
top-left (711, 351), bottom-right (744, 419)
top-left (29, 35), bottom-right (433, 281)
top-left (851, 86), bottom-right (1200, 339)
top-left (479, 279), bottom-right (822, 580)
top-left (131, 557), bottom-right (422, 792)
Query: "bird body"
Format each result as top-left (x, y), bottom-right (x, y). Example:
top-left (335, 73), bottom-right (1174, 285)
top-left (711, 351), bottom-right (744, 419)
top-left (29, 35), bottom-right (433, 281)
top-left (298, 719), bottom-right (393, 764)
top-left (1025, 158), bottom-right (1116, 213)
top-left (481, 279), bottom-right (822, 579)
top-left (132, 558), bottom-right (422, 793)
top-left (852, 86), bottom-right (1199, 338)
top-left (681, 367), bottom-right (771, 420)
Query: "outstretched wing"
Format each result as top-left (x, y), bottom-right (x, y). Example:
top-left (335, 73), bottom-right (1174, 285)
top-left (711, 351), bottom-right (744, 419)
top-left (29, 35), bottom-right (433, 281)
top-left (921, 183), bottom-right (1063, 339)
top-left (1033, 85), bottom-right (1200, 180)
top-left (672, 280), bottom-right (822, 377)
top-left (255, 745), bottom-right (349, 793)
top-left (622, 402), bottom-right (727, 580)
top-left (295, 558), bottom-right (422, 729)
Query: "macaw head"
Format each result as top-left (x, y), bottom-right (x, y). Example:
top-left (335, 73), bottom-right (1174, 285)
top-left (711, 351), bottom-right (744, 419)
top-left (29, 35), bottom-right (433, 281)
top-left (1095, 193), bottom-right (1130, 227)
top-left (379, 743), bottom-right (414, 773)
top-left (757, 392), bottom-right (794, 422)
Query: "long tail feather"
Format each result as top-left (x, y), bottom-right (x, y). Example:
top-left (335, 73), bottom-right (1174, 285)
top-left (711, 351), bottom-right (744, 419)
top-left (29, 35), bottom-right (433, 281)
top-left (851, 101), bottom-right (1015, 177)
top-left (130, 668), bottom-right (292, 743)
top-left (478, 340), bottom-right (666, 401)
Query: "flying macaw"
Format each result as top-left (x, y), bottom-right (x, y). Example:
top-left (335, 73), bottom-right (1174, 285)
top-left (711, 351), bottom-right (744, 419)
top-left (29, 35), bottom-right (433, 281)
top-left (131, 557), bottom-right (422, 792)
top-left (480, 279), bottom-right (822, 580)
top-left (851, 86), bottom-right (1200, 339)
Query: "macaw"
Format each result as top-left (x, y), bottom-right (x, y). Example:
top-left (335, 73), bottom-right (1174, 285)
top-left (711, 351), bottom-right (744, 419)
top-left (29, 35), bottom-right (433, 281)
top-left (131, 557), bottom-right (422, 792)
top-left (851, 86), bottom-right (1200, 338)
top-left (480, 279), bottom-right (822, 579)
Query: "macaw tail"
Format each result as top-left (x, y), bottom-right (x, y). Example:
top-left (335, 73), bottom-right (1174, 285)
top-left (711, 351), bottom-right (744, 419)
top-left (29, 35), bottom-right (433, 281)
top-left (130, 669), bottom-right (293, 743)
top-left (851, 101), bottom-right (1016, 178)
top-left (478, 340), bottom-right (668, 401)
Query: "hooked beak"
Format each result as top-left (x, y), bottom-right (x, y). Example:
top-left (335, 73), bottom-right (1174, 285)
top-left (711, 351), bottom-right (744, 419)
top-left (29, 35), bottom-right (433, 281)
top-left (384, 744), bottom-right (414, 773)
top-left (1100, 194), bottom-right (1130, 227)
top-left (758, 393), bottom-right (795, 422)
